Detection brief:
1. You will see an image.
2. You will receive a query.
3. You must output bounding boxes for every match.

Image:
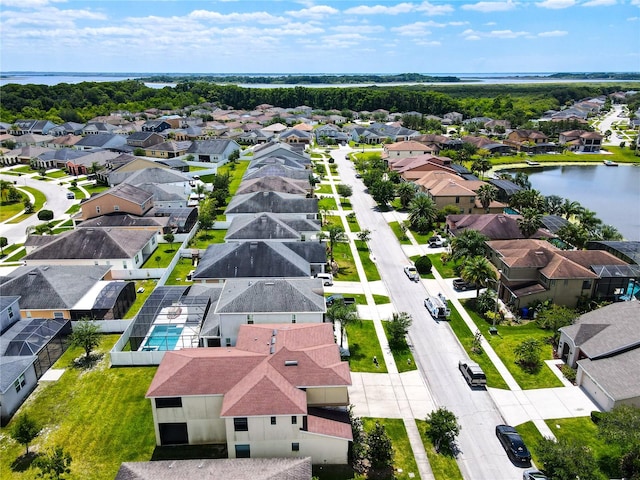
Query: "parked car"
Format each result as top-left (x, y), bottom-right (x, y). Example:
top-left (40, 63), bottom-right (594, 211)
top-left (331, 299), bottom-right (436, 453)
top-left (428, 235), bottom-right (447, 247)
top-left (496, 425), bottom-right (531, 466)
top-left (326, 294), bottom-right (356, 306)
top-left (458, 360), bottom-right (487, 387)
top-left (355, 173), bottom-right (362, 178)
top-left (453, 278), bottom-right (477, 291)
top-left (315, 272), bottom-right (334, 286)
top-left (523, 469), bottom-right (549, 480)
top-left (66, 192), bottom-right (75, 199)
top-left (403, 265), bottom-right (419, 281)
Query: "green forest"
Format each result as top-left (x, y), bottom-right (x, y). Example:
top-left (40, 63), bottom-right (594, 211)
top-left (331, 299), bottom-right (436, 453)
top-left (1, 80), bottom-right (639, 127)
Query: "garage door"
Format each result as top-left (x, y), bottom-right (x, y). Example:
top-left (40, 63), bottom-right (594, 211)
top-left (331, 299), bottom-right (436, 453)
top-left (159, 423), bottom-right (189, 445)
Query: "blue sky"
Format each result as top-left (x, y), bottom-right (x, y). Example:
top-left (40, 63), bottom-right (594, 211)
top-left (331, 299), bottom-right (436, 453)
top-left (1, 0), bottom-right (638, 74)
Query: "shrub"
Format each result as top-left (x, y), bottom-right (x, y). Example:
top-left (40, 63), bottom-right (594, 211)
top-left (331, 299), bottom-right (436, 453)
top-left (37, 209), bottom-right (54, 221)
top-left (561, 364), bottom-right (576, 383)
top-left (328, 157), bottom-right (335, 164)
top-left (414, 255), bottom-right (432, 274)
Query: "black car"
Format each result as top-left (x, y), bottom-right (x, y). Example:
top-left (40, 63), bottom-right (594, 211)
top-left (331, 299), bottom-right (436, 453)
top-left (496, 425), bottom-right (531, 466)
top-left (452, 278), bottom-right (476, 291)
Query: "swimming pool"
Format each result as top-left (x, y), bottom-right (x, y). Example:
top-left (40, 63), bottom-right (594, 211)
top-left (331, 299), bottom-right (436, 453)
top-left (141, 324), bottom-right (183, 351)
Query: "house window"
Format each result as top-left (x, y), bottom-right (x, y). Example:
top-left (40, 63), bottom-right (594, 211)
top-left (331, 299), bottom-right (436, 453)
top-left (8, 306), bottom-right (13, 319)
top-left (135, 254), bottom-right (140, 263)
top-left (234, 418), bottom-right (248, 432)
top-left (226, 338), bottom-right (231, 347)
top-left (14, 374), bottom-right (26, 393)
top-left (582, 280), bottom-right (592, 289)
top-left (292, 442), bottom-right (300, 452)
top-left (247, 314), bottom-right (253, 324)
top-left (292, 314), bottom-right (296, 324)
top-left (271, 417), bottom-right (276, 425)
top-left (235, 444), bottom-right (250, 458)
top-left (96, 206), bottom-right (101, 214)
top-left (455, 196), bottom-right (460, 203)
top-left (291, 416), bottom-right (297, 425)
top-left (53, 312), bottom-right (64, 319)
top-left (123, 261), bottom-right (127, 268)
top-left (155, 397), bottom-right (182, 408)
top-left (151, 236), bottom-right (156, 244)
top-left (114, 205), bottom-right (120, 212)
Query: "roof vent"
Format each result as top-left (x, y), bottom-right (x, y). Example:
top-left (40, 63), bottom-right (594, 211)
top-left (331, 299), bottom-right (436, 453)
top-left (265, 282), bottom-right (275, 286)
top-left (270, 345), bottom-right (276, 354)
top-left (284, 360), bottom-right (298, 366)
top-left (535, 251), bottom-right (544, 256)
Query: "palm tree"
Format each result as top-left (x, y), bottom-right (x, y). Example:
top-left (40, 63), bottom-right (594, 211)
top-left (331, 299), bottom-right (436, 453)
top-left (513, 171), bottom-right (531, 189)
top-left (561, 199), bottom-right (583, 220)
top-left (594, 224), bottom-right (624, 241)
top-left (0, 180), bottom-right (11, 202)
top-left (451, 230), bottom-right (489, 262)
top-left (407, 193), bottom-right (438, 233)
top-left (544, 195), bottom-right (564, 216)
top-left (326, 302), bottom-right (358, 348)
top-left (509, 189), bottom-right (545, 212)
top-left (461, 256), bottom-right (496, 297)
top-left (327, 225), bottom-right (347, 265)
top-left (476, 184), bottom-right (497, 213)
top-left (577, 208), bottom-right (602, 236)
top-left (517, 208), bottom-right (543, 238)
top-left (471, 158), bottom-right (491, 179)
top-left (396, 182), bottom-right (417, 209)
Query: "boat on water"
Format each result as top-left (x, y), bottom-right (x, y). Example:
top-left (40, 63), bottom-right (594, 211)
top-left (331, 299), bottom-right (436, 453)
top-left (603, 160), bottom-right (618, 166)
top-left (526, 160), bottom-right (541, 166)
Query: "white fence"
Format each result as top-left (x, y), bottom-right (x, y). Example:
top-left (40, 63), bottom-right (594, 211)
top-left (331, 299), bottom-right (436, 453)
top-left (72, 319), bottom-right (131, 334)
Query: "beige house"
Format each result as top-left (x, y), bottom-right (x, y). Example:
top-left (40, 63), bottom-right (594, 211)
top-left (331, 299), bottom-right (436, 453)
top-left (146, 323), bottom-right (352, 464)
top-left (80, 183), bottom-right (154, 221)
top-left (383, 140), bottom-right (435, 162)
top-left (487, 239), bottom-right (632, 310)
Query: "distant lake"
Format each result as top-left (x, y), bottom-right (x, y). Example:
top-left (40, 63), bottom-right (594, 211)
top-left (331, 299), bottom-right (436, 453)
top-left (504, 164), bottom-right (640, 241)
top-left (0, 72), bottom-right (634, 88)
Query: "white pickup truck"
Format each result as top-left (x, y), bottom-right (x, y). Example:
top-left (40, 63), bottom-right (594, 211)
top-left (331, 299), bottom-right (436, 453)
top-left (403, 265), bottom-right (419, 282)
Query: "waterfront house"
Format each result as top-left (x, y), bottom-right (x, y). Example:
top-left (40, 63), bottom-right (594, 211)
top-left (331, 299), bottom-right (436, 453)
top-left (446, 214), bottom-right (556, 240)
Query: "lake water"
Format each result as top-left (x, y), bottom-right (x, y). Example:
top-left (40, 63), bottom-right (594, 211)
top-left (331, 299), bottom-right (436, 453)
top-left (504, 164), bottom-right (640, 241)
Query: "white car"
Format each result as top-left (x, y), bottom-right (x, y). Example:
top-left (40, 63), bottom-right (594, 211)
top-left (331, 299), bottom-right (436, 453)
top-left (404, 265), bottom-right (419, 281)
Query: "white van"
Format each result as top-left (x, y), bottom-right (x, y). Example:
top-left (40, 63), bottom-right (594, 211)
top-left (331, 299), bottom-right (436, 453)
top-left (315, 273), bottom-right (334, 286)
top-left (424, 295), bottom-right (451, 320)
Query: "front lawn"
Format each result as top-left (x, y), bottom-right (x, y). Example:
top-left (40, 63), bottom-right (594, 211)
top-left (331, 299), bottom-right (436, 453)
top-left (428, 254), bottom-right (460, 279)
top-left (416, 419), bottom-right (464, 480)
top-left (315, 184), bottom-right (333, 194)
top-left (345, 320), bottom-right (388, 373)
top-left (461, 300), bottom-right (563, 390)
top-left (322, 215), bottom-right (344, 229)
top-left (0, 199), bottom-right (25, 222)
top-left (362, 418), bottom-right (420, 480)
top-left (318, 196), bottom-right (338, 211)
top-left (83, 184), bottom-right (109, 196)
top-left (217, 160), bottom-right (249, 196)
top-left (346, 213), bottom-right (361, 232)
top-left (0, 336), bottom-right (157, 480)
top-left (409, 228), bottom-right (435, 245)
top-left (447, 303), bottom-right (509, 390)
top-left (331, 241), bottom-right (359, 282)
top-left (381, 320), bottom-right (417, 373)
top-left (389, 221), bottom-right (411, 245)
top-left (45, 170), bottom-right (68, 179)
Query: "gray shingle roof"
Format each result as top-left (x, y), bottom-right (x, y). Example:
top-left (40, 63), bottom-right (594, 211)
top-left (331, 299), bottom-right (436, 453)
top-left (243, 164), bottom-right (312, 181)
top-left (225, 191), bottom-right (318, 216)
top-left (23, 229), bottom-right (155, 260)
top-left (0, 356), bottom-right (36, 393)
top-left (122, 168), bottom-right (191, 186)
top-left (115, 454), bottom-right (312, 479)
top-left (187, 139), bottom-right (233, 155)
top-left (0, 265), bottom-right (110, 309)
top-left (91, 183), bottom-right (154, 206)
top-left (578, 348), bottom-right (640, 402)
top-left (236, 176), bottom-right (310, 195)
top-left (226, 213), bottom-right (312, 241)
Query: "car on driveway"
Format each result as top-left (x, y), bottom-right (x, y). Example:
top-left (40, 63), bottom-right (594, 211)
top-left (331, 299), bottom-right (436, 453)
top-left (523, 469), bottom-right (549, 480)
top-left (453, 278), bottom-right (476, 291)
top-left (403, 265), bottom-right (419, 281)
top-left (496, 425), bottom-right (531, 466)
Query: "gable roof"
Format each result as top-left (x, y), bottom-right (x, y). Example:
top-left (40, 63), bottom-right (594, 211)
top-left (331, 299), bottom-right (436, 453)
top-left (243, 164), bottom-right (312, 181)
top-left (225, 213), bottom-right (320, 241)
top-left (225, 191), bottom-right (318, 216)
top-left (447, 214), bottom-right (555, 240)
top-left (0, 265), bottom-right (110, 309)
top-left (187, 139), bottom-right (234, 155)
top-left (236, 176), bottom-right (310, 195)
top-left (23, 228), bottom-right (155, 260)
top-left (90, 183), bottom-right (154, 206)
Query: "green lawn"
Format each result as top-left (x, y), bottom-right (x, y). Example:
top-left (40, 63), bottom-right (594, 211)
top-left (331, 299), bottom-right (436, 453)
top-left (318, 196), bottom-right (338, 211)
top-left (124, 280), bottom-right (157, 319)
top-left (141, 246), bottom-right (179, 268)
top-left (323, 215), bottom-right (344, 229)
top-left (415, 419), bottom-right (464, 480)
top-left (0, 335), bottom-right (157, 480)
top-left (345, 320), bottom-right (388, 373)
top-left (187, 229), bottom-right (226, 249)
top-left (0, 243), bottom-right (22, 258)
top-left (45, 170), bottom-right (68, 179)
top-left (409, 228), bottom-right (435, 245)
top-left (165, 257), bottom-right (196, 285)
top-left (362, 418), bottom-right (420, 480)
top-left (448, 303), bottom-right (509, 390)
top-left (4, 248), bottom-right (26, 262)
top-left (381, 320), bottom-right (417, 373)
top-left (491, 146), bottom-right (640, 166)
top-left (217, 160), bottom-right (249, 196)
top-left (428, 254), bottom-right (460, 279)
top-left (23, 186), bottom-right (46, 210)
top-left (389, 221), bottom-right (411, 245)
top-left (461, 300), bottom-right (563, 390)
top-left (355, 240), bottom-right (381, 281)
top-left (315, 184), bottom-right (333, 194)
top-left (83, 184), bottom-right (109, 196)
top-left (373, 294), bottom-right (391, 304)
top-left (332, 241), bottom-right (359, 282)
top-left (5, 186), bottom-right (47, 223)
top-left (65, 204), bottom-right (81, 215)
top-left (11, 165), bottom-right (36, 173)
top-left (0, 199), bottom-right (25, 222)
top-left (346, 214), bottom-right (361, 232)
top-left (69, 186), bottom-right (87, 199)
top-left (339, 200), bottom-right (352, 210)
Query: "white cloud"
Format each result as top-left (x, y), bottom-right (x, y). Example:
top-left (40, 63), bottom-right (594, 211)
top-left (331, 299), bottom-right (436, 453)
top-left (0, 0), bottom-right (64, 7)
top-left (628, 16), bottom-right (639, 20)
top-left (2, 6), bottom-right (106, 28)
top-left (344, 1), bottom-right (452, 16)
top-left (189, 10), bottom-right (286, 25)
top-left (320, 32), bottom-right (370, 47)
top-left (462, 28), bottom-right (530, 39)
top-left (582, 0), bottom-right (616, 5)
top-left (484, 21), bottom-right (497, 25)
top-left (538, 30), bottom-right (568, 36)
top-left (285, 5), bottom-right (339, 19)
top-left (536, 0), bottom-right (576, 8)
top-left (449, 21), bottom-right (470, 26)
top-left (391, 22), bottom-right (433, 36)
top-left (344, 3), bottom-right (415, 15)
top-left (462, 1), bottom-right (517, 12)
top-left (631, 0), bottom-right (640, 5)
top-left (331, 25), bottom-right (385, 33)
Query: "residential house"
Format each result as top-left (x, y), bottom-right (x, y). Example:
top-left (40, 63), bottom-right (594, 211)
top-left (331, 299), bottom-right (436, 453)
top-left (243, 164), bottom-right (312, 182)
top-left (14, 133), bottom-right (55, 148)
top-left (0, 145), bottom-right (51, 166)
top-left (48, 122), bottom-right (85, 137)
top-left (63, 149), bottom-right (120, 176)
top-left (461, 136), bottom-right (512, 155)
top-left (504, 130), bottom-right (555, 153)
top-left (12, 119), bottom-right (57, 136)
top-left (74, 133), bottom-right (127, 151)
top-left (236, 176), bottom-right (311, 196)
top-left (126, 132), bottom-right (165, 149)
top-left (383, 141), bottom-right (436, 163)
top-left (144, 140), bottom-right (191, 159)
top-left (48, 134), bottom-right (82, 149)
top-left (248, 155), bottom-right (308, 172)
top-left (23, 228), bottom-right (158, 269)
top-left (446, 214), bottom-right (556, 240)
top-left (393, 155), bottom-right (459, 181)
top-left (558, 130), bottom-right (603, 152)
top-left (79, 183), bottom-right (154, 220)
top-left (82, 122), bottom-right (118, 135)
top-left (443, 112), bottom-right (463, 123)
top-left (314, 125), bottom-right (349, 145)
top-left (146, 322), bottom-right (351, 463)
top-left (487, 179), bottom-right (524, 203)
top-left (225, 191), bottom-right (318, 222)
top-left (279, 129), bottom-right (312, 145)
top-left (261, 123), bottom-right (288, 134)
top-left (253, 142), bottom-right (311, 167)
top-left (141, 120), bottom-right (172, 133)
top-left (558, 301), bottom-right (640, 411)
top-left (187, 139), bottom-right (240, 164)
top-left (105, 157), bottom-right (170, 185)
top-left (412, 134), bottom-right (463, 153)
top-left (0, 303), bottom-right (71, 424)
top-left (225, 213), bottom-right (321, 243)
top-left (486, 239), bottom-right (636, 311)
